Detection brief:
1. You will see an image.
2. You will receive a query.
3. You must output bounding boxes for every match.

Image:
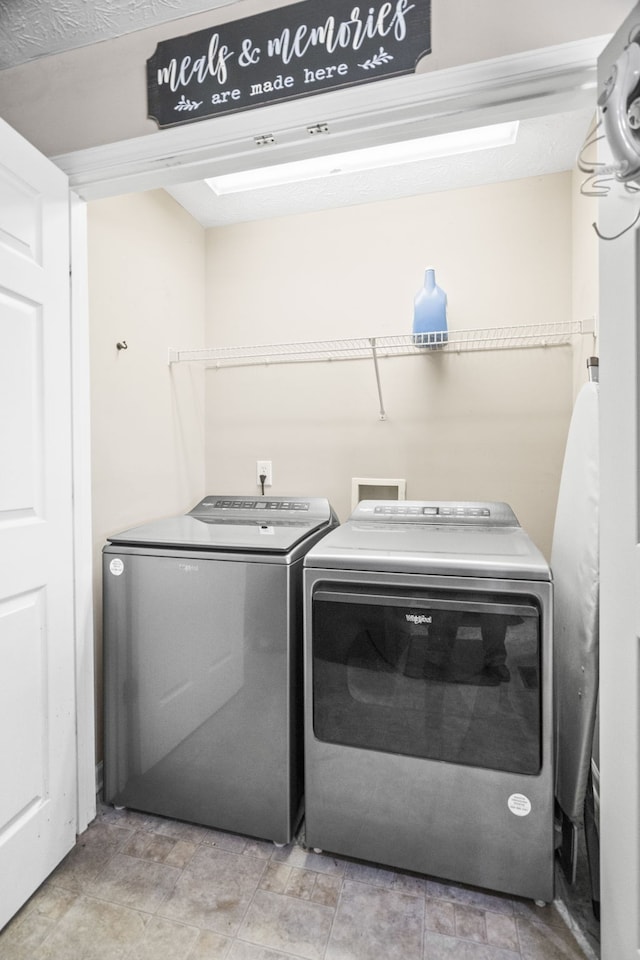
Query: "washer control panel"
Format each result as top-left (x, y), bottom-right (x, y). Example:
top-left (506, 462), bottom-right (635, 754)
top-left (208, 499), bottom-right (310, 511)
top-left (187, 495), bottom-right (334, 525)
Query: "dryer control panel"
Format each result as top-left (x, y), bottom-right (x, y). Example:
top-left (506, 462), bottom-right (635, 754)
top-left (351, 500), bottom-right (519, 527)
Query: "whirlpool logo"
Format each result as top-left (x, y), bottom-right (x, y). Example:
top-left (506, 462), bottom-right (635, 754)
top-left (405, 613), bottom-right (432, 625)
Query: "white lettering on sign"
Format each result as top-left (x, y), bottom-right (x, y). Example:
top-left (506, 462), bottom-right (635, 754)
top-left (267, 0), bottom-right (415, 63)
top-left (250, 74), bottom-right (295, 96)
top-left (303, 63), bottom-right (348, 83)
top-left (211, 88), bottom-right (242, 104)
top-left (157, 32), bottom-right (234, 89)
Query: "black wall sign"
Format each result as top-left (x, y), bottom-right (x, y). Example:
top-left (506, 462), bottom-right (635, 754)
top-left (147, 0), bottom-right (431, 128)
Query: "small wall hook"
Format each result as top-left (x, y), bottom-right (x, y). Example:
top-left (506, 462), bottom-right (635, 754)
top-left (116, 341), bottom-right (128, 351)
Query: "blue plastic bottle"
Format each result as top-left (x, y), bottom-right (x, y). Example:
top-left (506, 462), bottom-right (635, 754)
top-left (413, 268), bottom-right (448, 347)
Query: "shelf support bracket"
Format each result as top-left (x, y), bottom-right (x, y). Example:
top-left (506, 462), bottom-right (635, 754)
top-left (370, 338), bottom-right (387, 421)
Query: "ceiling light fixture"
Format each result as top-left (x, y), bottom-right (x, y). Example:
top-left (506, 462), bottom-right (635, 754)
top-left (206, 121), bottom-right (519, 195)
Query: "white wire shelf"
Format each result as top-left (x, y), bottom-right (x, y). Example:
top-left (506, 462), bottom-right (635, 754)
top-left (168, 320), bottom-right (595, 368)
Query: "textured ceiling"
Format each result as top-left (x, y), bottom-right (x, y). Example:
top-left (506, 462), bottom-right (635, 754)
top-left (0, 1), bottom-right (596, 225)
top-left (167, 109), bottom-right (594, 227)
top-left (0, 0), bottom-right (239, 69)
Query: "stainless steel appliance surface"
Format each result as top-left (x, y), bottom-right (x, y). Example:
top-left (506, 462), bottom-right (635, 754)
top-left (303, 500), bottom-right (554, 902)
top-left (103, 495), bottom-right (337, 845)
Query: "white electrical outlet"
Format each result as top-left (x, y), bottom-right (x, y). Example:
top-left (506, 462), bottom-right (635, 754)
top-left (256, 460), bottom-right (273, 487)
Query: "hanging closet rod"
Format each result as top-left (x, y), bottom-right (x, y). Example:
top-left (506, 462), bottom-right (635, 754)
top-left (168, 320), bottom-right (595, 367)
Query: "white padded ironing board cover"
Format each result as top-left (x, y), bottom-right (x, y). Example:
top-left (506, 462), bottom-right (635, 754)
top-left (551, 380), bottom-right (599, 821)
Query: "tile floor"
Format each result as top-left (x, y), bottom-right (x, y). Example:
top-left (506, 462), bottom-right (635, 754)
top-left (0, 804), bottom-right (595, 960)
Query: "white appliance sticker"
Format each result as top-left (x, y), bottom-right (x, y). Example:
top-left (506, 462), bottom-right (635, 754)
top-left (109, 558), bottom-right (124, 576)
top-left (508, 793), bottom-right (532, 817)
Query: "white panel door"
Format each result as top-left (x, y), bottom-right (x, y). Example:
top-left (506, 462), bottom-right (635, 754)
top-left (0, 117), bottom-right (76, 929)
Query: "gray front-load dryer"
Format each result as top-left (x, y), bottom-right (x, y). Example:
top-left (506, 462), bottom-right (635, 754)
top-left (103, 495), bottom-right (337, 844)
top-left (303, 500), bottom-right (553, 902)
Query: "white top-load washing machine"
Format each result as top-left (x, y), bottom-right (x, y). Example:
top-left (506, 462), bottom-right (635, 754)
top-left (103, 494), bottom-right (337, 844)
top-left (303, 500), bottom-right (553, 902)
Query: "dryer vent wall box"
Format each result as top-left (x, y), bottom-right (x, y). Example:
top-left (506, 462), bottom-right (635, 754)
top-left (102, 494), bottom-right (338, 845)
top-left (302, 500), bottom-right (554, 903)
top-left (351, 477), bottom-right (406, 509)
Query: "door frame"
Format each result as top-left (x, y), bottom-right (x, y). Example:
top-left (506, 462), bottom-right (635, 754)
top-left (596, 12), bottom-right (640, 960)
top-left (70, 195), bottom-right (96, 833)
top-left (67, 30), bottom-right (622, 948)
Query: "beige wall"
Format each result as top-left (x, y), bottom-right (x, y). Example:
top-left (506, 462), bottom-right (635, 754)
top-left (204, 173), bottom-right (578, 556)
top-left (0, 0), bottom-right (633, 157)
top-left (88, 188), bottom-right (207, 753)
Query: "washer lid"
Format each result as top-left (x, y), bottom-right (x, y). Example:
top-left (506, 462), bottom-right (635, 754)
top-left (107, 495), bottom-right (336, 553)
top-left (304, 501), bottom-right (550, 580)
